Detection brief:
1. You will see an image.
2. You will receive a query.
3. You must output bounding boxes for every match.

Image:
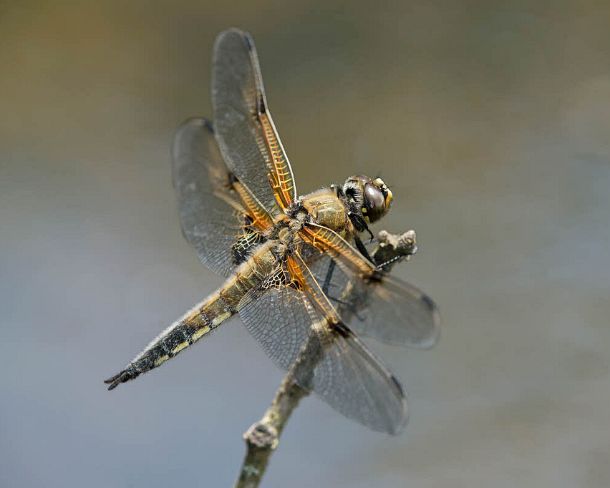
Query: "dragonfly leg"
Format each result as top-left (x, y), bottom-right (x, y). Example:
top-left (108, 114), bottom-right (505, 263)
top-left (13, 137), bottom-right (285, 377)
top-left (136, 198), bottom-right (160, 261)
top-left (354, 235), bottom-right (374, 263)
top-left (321, 259), bottom-right (368, 321)
top-left (348, 212), bottom-right (374, 240)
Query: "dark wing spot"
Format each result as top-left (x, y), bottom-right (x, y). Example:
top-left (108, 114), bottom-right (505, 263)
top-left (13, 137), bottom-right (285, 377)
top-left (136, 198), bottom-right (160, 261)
top-left (333, 321), bottom-right (354, 339)
top-left (369, 270), bottom-right (384, 282)
top-left (289, 280), bottom-right (303, 291)
top-left (420, 293), bottom-right (437, 313)
top-left (257, 93), bottom-right (267, 114)
top-left (390, 374), bottom-right (405, 398)
top-left (243, 32), bottom-right (255, 52)
top-left (203, 118), bottom-right (214, 133)
top-left (228, 171), bottom-right (239, 185)
top-left (231, 228), bottom-right (266, 267)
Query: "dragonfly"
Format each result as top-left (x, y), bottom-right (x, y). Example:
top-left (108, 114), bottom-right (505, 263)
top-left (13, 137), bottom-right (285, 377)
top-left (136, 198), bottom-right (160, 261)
top-left (105, 28), bottom-right (439, 435)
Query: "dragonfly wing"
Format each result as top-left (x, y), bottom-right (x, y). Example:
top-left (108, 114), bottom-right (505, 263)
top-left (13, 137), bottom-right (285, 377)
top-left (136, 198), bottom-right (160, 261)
top-left (344, 273), bottom-right (440, 349)
top-left (303, 244), bottom-right (440, 349)
top-left (237, 266), bottom-right (407, 434)
top-left (172, 117), bottom-right (271, 277)
top-left (238, 270), bottom-right (311, 370)
top-left (212, 28), bottom-right (297, 213)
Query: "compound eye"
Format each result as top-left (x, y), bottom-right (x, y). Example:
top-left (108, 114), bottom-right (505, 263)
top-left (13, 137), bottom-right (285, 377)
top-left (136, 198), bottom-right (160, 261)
top-left (364, 183), bottom-right (385, 209)
top-left (363, 182), bottom-right (387, 222)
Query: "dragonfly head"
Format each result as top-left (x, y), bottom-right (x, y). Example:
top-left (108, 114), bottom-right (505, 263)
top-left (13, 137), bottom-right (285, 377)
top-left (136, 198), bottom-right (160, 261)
top-left (343, 175), bottom-right (393, 225)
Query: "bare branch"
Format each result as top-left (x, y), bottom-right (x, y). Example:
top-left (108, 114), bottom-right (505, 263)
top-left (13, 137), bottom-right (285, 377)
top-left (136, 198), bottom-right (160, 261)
top-left (234, 330), bottom-right (320, 487)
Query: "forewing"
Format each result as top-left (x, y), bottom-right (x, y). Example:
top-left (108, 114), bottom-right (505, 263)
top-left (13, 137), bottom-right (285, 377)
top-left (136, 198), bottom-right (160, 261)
top-left (304, 246), bottom-right (440, 349)
top-left (237, 267), bottom-right (407, 434)
top-left (212, 28), bottom-right (296, 213)
top-left (172, 117), bottom-right (267, 277)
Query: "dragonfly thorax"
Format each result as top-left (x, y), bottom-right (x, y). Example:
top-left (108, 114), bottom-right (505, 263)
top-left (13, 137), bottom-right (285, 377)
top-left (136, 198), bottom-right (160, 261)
top-left (300, 188), bottom-right (353, 236)
top-left (277, 225), bottom-right (297, 245)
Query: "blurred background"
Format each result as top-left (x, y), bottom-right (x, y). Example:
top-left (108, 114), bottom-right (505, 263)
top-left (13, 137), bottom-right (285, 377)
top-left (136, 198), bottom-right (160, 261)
top-left (2, 1), bottom-right (610, 487)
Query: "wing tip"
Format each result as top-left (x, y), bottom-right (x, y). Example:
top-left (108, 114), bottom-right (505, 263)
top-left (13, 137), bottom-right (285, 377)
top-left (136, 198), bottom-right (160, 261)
top-left (333, 321), bottom-right (355, 339)
top-left (215, 28), bottom-right (254, 51)
top-left (420, 293), bottom-right (439, 317)
top-left (173, 117), bottom-right (214, 156)
top-left (177, 116), bottom-right (213, 132)
top-left (171, 117), bottom-right (216, 188)
top-left (418, 293), bottom-right (441, 349)
top-left (390, 409), bottom-right (409, 436)
top-left (387, 374), bottom-right (409, 436)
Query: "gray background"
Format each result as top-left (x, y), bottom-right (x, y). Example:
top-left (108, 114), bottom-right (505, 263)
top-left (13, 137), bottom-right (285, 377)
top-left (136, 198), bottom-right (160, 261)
top-left (2, 1), bottom-right (610, 487)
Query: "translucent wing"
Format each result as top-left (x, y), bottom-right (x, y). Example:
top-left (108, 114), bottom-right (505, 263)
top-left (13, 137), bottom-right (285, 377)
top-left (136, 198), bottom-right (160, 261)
top-left (212, 28), bottom-right (297, 213)
top-left (303, 244), bottom-right (440, 349)
top-left (172, 118), bottom-right (271, 277)
top-left (237, 263), bottom-right (407, 434)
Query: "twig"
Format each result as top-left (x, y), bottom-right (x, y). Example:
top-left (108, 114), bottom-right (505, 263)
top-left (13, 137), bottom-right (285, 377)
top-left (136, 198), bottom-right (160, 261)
top-left (234, 327), bottom-right (321, 488)
top-left (234, 229), bottom-right (418, 488)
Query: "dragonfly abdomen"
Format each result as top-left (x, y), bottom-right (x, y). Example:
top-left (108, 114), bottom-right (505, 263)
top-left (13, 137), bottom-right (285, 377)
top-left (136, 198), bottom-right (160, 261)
top-left (104, 298), bottom-right (223, 390)
top-left (105, 241), bottom-right (278, 390)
